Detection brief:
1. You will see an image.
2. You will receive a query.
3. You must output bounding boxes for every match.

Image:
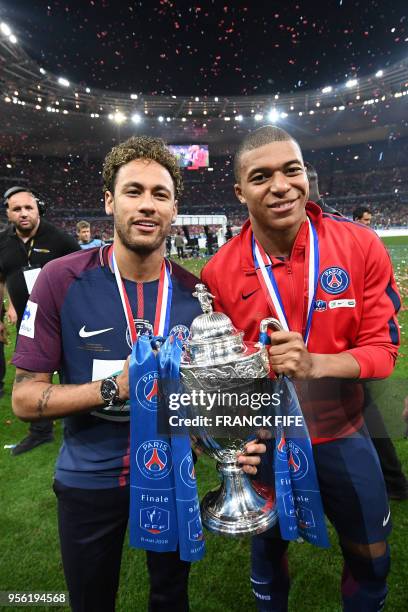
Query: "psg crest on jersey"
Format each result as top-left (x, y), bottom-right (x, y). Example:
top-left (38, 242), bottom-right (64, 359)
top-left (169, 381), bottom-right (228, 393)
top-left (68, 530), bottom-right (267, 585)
top-left (136, 440), bottom-right (173, 480)
top-left (169, 324), bottom-right (190, 347)
top-left (320, 266), bottom-right (350, 295)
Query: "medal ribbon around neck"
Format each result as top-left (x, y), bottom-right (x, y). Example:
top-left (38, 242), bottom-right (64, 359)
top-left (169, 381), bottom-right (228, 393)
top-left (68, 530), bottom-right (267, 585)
top-left (252, 217), bottom-right (319, 345)
top-left (110, 246), bottom-right (173, 342)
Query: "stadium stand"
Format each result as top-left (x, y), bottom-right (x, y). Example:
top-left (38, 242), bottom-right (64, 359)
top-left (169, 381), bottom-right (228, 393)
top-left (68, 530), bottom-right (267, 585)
top-left (1, 138), bottom-right (407, 237)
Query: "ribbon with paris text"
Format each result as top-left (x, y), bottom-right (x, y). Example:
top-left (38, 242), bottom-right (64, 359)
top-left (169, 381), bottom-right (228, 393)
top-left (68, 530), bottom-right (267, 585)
top-left (129, 333), bottom-right (205, 561)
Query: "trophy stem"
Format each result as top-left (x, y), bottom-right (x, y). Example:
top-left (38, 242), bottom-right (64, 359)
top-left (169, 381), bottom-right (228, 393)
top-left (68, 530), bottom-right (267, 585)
top-left (200, 461), bottom-right (278, 536)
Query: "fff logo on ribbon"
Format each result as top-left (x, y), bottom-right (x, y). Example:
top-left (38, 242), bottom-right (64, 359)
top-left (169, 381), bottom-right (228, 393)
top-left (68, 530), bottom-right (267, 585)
top-left (140, 506), bottom-right (170, 535)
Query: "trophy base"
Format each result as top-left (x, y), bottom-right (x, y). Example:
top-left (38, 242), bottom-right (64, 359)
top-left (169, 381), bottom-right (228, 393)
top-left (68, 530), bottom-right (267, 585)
top-left (201, 462), bottom-right (278, 536)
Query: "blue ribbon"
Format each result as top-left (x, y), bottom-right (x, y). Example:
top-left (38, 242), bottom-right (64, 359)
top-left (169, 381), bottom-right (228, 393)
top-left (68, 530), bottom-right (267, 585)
top-left (159, 335), bottom-right (205, 561)
top-left (273, 377), bottom-right (329, 547)
top-left (304, 220), bottom-right (319, 344)
top-left (129, 334), bottom-right (205, 562)
top-left (259, 337), bottom-right (329, 548)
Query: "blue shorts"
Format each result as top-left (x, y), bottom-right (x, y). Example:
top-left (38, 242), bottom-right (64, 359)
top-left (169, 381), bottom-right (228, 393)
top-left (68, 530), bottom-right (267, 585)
top-left (260, 428), bottom-right (391, 545)
top-left (312, 428), bottom-right (391, 544)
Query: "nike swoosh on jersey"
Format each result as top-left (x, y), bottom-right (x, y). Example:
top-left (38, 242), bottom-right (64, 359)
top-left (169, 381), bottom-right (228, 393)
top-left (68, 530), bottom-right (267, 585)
top-left (241, 289), bottom-right (259, 300)
top-left (79, 326), bottom-right (114, 338)
top-left (382, 509), bottom-right (391, 527)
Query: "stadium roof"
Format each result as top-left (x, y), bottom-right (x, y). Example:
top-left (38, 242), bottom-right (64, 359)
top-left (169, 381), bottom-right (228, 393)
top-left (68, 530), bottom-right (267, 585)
top-left (1, 3), bottom-right (408, 157)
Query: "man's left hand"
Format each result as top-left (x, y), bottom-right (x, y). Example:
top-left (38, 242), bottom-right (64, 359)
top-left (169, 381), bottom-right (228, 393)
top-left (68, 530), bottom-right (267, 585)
top-left (237, 440), bottom-right (266, 475)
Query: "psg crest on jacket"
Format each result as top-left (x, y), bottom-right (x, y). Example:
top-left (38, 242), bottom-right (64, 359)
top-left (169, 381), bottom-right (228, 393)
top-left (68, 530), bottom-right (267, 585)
top-left (320, 266), bottom-right (350, 295)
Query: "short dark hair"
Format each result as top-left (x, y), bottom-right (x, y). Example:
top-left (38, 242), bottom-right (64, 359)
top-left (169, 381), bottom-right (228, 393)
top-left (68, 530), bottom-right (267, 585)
top-left (234, 125), bottom-right (301, 181)
top-left (102, 136), bottom-right (183, 199)
top-left (353, 207), bottom-right (371, 221)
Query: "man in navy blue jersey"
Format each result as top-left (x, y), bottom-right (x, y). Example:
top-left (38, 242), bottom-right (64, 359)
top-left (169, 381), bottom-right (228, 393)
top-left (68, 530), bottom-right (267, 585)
top-left (11, 136), bottom-right (261, 612)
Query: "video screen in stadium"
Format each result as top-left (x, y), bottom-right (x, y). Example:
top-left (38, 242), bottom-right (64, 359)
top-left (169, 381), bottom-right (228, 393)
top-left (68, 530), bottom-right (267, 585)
top-left (168, 144), bottom-right (209, 169)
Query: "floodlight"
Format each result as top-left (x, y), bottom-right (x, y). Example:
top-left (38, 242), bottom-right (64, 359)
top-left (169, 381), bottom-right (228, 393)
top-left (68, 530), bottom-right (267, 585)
top-left (268, 109), bottom-right (279, 122)
top-left (0, 23), bottom-right (11, 36)
top-left (58, 77), bottom-right (70, 87)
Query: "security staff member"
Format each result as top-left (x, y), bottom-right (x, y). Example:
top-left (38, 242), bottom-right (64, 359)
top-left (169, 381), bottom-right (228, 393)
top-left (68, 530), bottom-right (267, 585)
top-left (0, 186), bottom-right (80, 455)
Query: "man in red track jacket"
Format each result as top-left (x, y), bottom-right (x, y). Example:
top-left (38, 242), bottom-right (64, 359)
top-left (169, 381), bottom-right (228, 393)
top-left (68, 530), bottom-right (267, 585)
top-left (201, 125), bottom-right (401, 612)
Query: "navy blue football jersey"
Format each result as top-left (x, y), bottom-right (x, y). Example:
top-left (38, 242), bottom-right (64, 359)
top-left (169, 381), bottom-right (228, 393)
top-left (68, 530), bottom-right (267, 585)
top-left (13, 246), bottom-right (202, 488)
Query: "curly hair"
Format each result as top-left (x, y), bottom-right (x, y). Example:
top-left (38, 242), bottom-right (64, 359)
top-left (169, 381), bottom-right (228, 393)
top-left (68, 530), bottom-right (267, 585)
top-left (102, 136), bottom-right (183, 199)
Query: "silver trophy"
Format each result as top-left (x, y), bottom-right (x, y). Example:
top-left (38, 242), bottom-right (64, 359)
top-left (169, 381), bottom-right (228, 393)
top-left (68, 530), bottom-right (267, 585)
top-left (179, 283), bottom-right (279, 536)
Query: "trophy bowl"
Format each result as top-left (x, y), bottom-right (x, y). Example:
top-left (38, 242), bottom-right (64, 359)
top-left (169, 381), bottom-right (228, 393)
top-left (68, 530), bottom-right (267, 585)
top-left (179, 284), bottom-right (278, 536)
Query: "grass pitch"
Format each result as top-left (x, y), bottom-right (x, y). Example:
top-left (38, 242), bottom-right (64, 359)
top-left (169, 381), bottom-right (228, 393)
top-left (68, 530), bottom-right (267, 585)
top-left (0, 238), bottom-right (407, 611)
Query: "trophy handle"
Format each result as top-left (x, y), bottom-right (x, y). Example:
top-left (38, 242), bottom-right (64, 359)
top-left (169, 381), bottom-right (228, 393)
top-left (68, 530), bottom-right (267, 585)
top-left (259, 317), bottom-right (283, 346)
top-left (258, 318), bottom-right (285, 379)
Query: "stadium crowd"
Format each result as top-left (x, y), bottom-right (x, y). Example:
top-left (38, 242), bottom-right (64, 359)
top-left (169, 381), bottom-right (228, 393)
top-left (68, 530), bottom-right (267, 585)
top-left (1, 138), bottom-right (407, 238)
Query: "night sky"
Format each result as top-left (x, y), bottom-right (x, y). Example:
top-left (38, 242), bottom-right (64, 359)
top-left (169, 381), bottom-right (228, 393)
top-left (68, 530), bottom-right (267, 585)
top-left (1, 0), bottom-right (407, 97)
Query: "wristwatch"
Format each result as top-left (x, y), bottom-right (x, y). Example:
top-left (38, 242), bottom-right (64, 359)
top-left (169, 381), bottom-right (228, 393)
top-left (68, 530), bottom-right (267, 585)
top-left (100, 375), bottom-right (120, 406)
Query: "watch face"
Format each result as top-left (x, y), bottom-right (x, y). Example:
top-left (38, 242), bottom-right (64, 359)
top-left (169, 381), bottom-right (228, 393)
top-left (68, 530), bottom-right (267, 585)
top-left (101, 378), bottom-right (118, 403)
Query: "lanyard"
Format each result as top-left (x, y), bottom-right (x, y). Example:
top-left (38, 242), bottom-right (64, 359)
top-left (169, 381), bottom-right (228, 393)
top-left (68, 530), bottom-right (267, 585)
top-left (252, 217), bottom-right (319, 346)
top-left (26, 238), bottom-right (35, 266)
top-left (109, 246), bottom-right (173, 345)
top-left (18, 237), bottom-right (35, 268)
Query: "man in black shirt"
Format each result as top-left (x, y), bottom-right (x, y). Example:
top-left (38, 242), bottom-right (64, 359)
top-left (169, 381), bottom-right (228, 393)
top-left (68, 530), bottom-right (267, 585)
top-left (0, 186), bottom-right (80, 455)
